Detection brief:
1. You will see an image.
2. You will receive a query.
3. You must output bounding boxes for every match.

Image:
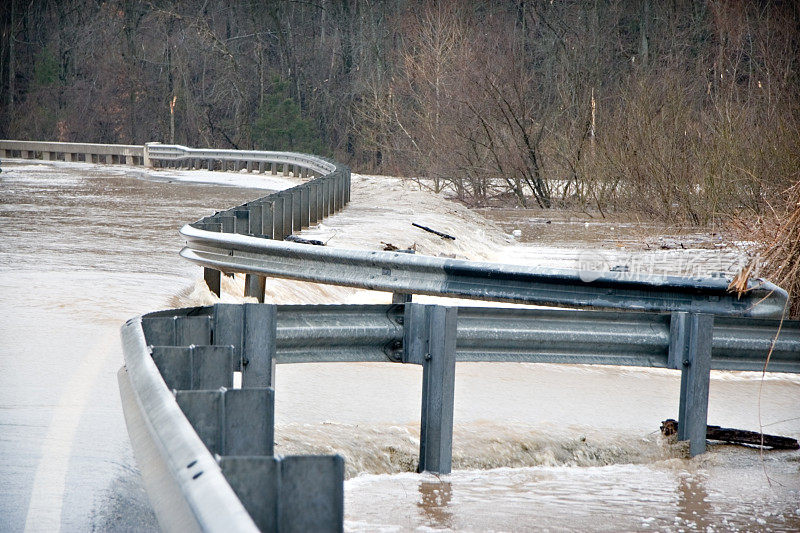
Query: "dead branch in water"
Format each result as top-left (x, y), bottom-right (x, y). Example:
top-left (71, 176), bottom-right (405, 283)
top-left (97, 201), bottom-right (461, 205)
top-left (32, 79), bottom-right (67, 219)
top-left (661, 419), bottom-right (799, 450)
top-left (412, 223), bottom-right (456, 240)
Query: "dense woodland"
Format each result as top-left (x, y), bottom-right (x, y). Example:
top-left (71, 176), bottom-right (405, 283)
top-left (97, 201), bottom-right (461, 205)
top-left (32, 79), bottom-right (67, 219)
top-left (0, 1), bottom-right (798, 223)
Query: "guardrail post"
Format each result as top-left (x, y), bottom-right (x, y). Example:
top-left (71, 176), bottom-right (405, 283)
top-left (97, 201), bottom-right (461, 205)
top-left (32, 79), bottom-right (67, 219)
top-left (242, 303), bottom-right (276, 388)
top-left (670, 312), bottom-right (714, 456)
top-left (308, 182), bottom-right (319, 225)
top-left (392, 293), bottom-right (412, 304)
top-left (220, 455), bottom-right (344, 533)
top-left (321, 178), bottom-right (330, 217)
top-left (300, 185), bottom-right (310, 228)
top-left (245, 274), bottom-right (267, 303)
top-left (245, 202), bottom-right (263, 236)
top-left (291, 188), bottom-right (302, 230)
top-left (271, 162), bottom-right (277, 175)
top-left (141, 315), bottom-right (213, 346)
top-left (334, 172), bottom-right (343, 212)
top-left (273, 197), bottom-right (285, 239)
top-left (316, 179), bottom-right (324, 222)
top-left (176, 388), bottom-right (274, 456)
top-left (234, 209), bottom-right (250, 235)
top-left (205, 268), bottom-right (222, 297)
top-left (404, 304), bottom-right (457, 474)
top-left (213, 303), bottom-right (276, 387)
top-left (329, 176), bottom-right (336, 216)
top-left (331, 173), bottom-right (339, 212)
top-left (283, 163), bottom-right (289, 177)
top-left (280, 191), bottom-right (293, 236)
top-left (217, 212), bottom-right (235, 233)
top-left (261, 201), bottom-right (275, 239)
top-left (151, 345), bottom-right (235, 391)
top-left (196, 222), bottom-right (223, 297)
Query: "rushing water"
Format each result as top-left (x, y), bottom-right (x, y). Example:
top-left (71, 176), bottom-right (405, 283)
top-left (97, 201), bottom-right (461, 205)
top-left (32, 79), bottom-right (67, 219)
top-left (1, 161), bottom-right (798, 532)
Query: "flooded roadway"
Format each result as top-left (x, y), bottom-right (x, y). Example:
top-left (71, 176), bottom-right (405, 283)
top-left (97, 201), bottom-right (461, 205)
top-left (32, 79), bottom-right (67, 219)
top-left (1, 161), bottom-right (798, 532)
top-left (0, 161), bottom-right (269, 531)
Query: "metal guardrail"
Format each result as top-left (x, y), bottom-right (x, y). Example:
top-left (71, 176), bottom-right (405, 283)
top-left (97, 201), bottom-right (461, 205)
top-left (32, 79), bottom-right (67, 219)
top-left (121, 302), bottom-right (800, 532)
top-left (123, 304), bottom-right (351, 532)
top-left (0, 140), bottom-right (342, 173)
top-left (145, 143), bottom-right (337, 176)
top-left (179, 225), bottom-right (787, 318)
top-left (21, 138), bottom-right (776, 531)
top-left (0, 139), bottom-right (144, 164)
top-left (118, 315), bottom-right (260, 532)
top-left (270, 304), bottom-right (800, 372)
top-left (160, 144), bottom-right (352, 301)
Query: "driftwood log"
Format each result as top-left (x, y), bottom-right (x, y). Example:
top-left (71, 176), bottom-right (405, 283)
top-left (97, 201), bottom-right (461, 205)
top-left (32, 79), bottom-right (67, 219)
top-left (661, 419), bottom-right (799, 450)
top-left (412, 222), bottom-right (456, 240)
top-left (284, 234), bottom-right (325, 246)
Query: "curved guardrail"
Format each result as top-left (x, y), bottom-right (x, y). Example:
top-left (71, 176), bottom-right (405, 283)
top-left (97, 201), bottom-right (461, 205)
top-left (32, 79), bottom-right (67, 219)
top-left (121, 302), bottom-right (800, 532)
top-left (6, 139), bottom-right (793, 530)
top-left (145, 143), bottom-right (338, 176)
top-left (118, 315), bottom-right (260, 532)
top-left (149, 144), bottom-right (352, 300)
top-left (158, 140), bottom-right (784, 317)
top-left (99, 142), bottom-right (795, 532)
top-left (179, 224), bottom-right (787, 318)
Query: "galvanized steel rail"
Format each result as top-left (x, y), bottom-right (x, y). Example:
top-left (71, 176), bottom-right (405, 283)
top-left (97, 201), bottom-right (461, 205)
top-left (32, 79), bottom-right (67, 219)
top-left (121, 302), bottom-right (800, 531)
top-left (151, 144), bottom-right (353, 300)
top-left (271, 304), bottom-right (800, 373)
top-left (0, 139), bottom-right (144, 164)
top-left (179, 225), bottom-right (787, 317)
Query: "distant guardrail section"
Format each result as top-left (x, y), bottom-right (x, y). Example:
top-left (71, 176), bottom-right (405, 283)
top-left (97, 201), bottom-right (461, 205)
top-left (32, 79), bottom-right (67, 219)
top-left (0, 139), bottom-right (144, 164)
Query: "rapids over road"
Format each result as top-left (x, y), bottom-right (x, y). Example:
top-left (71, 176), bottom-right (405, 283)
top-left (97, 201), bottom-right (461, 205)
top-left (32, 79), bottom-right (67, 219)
top-left (1, 160), bottom-right (798, 532)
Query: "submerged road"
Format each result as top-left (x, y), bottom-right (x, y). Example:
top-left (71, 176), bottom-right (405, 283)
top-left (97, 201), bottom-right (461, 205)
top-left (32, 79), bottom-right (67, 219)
top-left (0, 161), bottom-right (267, 531)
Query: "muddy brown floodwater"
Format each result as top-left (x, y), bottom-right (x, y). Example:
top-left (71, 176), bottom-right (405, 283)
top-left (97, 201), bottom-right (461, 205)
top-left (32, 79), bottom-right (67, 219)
top-left (1, 162), bottom-right (798, 532)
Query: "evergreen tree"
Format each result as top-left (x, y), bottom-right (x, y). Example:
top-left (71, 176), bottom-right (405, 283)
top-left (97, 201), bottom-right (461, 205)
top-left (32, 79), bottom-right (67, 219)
top-left (252, 76), bottom-right (324, 155)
